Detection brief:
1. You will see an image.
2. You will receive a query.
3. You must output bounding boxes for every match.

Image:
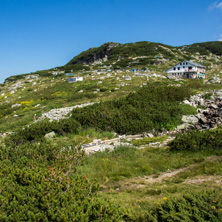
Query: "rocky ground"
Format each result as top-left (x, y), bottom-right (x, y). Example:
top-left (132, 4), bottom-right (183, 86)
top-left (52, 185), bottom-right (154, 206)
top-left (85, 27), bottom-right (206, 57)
top-left (81, 90), bottom-right (222, 154)
top-left (176, 90), bottom-right (222, 131)
top-left (38, 102), bottom-right (95, 121)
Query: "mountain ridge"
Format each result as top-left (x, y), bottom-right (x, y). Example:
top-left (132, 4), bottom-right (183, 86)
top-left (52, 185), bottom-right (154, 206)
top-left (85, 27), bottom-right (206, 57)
top-left (3, 40), bottom-right (222, 84)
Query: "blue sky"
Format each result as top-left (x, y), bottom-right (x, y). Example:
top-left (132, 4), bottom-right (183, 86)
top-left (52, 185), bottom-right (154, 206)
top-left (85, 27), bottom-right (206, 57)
top-left (0, 0), bottom-right (222, 83)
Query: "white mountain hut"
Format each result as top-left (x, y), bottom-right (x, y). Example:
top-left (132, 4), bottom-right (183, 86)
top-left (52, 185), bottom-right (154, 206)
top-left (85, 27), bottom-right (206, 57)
top-left (167, 60), bottom-right (206, 79)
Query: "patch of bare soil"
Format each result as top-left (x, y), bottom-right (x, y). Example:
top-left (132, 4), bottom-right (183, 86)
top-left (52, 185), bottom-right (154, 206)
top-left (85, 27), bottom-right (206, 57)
top-left (119, 156), bottom-right (222, 190)
top-left (184, 175), bottom-right (222, 185)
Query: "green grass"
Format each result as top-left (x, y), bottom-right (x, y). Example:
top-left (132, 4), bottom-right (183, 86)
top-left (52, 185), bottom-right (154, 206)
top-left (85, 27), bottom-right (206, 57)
top-left (53, 128), bottom-right (115, 147)
top-left (170, 156), bottom-right (222, 183)
top-left (99, 185), bottom-right (222, 220)
top-left (77, 146), bottom-right (221, 184)
top-left (75, 145), bottom-right (222, 220)
top-left (130, 135), bottom-right (168, 146)
top-left (1, 40), bottom-right (222, 221)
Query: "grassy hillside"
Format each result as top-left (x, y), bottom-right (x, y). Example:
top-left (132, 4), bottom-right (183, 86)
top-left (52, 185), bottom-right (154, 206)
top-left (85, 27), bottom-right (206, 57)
top-left (4, 40), bottom-right (222, 84)
top-left (0, 40), bottom-right (222, 221)
top-left (66, 40), bottom-right (222, 70)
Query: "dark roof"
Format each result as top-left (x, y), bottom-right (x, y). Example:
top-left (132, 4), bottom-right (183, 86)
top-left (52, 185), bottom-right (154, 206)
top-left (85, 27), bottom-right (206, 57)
top-left (187, 61), bottom-right (205, 68)
top-left (167, 60), bottom-right (205, 71)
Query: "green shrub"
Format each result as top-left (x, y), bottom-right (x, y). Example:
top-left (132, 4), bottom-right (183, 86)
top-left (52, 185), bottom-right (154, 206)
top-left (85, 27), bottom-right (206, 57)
top-left (0, 141), bottom-right (127, 221)
top-left (146, 190), bottom-right (222, 221)
top-left (71, 85), bottom-right (193, 134)
top-left (10, 119), bottom-right (81, 144)
top-left (170, 129), bottom-right (222, 151)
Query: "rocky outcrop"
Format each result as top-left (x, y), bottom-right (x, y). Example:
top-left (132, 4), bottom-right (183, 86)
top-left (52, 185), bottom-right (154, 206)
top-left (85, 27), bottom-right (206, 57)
top-left (25, 74), bottom-right (39, 80)
top-left (38, 102), bottom-right (95, 122)
top-left (180, 90), bottom-right (222, 131)
top-left (67, 42), bottom-right (120, 65)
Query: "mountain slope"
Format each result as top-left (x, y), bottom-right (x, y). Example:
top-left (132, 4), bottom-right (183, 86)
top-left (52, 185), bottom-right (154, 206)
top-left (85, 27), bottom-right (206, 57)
top-left (65, 41), bottom-right (222, 69)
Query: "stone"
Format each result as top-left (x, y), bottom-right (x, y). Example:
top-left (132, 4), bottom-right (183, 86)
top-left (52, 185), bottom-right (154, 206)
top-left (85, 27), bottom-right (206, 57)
top-left (199, 98), bottom-right (205, 106)
top-left (214, 91), bottom-right (222, 96)
top-left (176, 123), bottom-right (190, 130)
top-left (199, 116), bottom-right (208, 124)
top-left (195, 113), bottom-right (203, 119)
top-left (201, 125), bottom-right (209, 129)
top-left (44, 131), bottom-right (56, 140)
top-left (25, 74), bottom-right (39, 80)
top-left (210, 104), bottom-right (218, 109)
top-left (38, 102), bottom-right (96, 122)
top-left (182, 115), bottom-right (199, 124)
top-left (183, 100), bottom-right (191, 105)
top-left (202, 110), bottom-right (209, 115)
top-left (11, 104), bottom-right (21, 108)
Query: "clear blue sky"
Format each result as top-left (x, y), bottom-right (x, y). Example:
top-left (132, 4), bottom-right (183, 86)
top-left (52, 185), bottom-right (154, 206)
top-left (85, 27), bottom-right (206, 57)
top-left (0, 0), bottom-right (222, 83)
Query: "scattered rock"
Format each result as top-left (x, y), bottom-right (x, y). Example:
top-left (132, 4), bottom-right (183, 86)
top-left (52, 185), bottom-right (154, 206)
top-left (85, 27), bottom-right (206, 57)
top-left (176, 123), bottom-right (191, 130)
top-left (210, 104), bottom-right (218, 109)
top-left (11, 104), bottom-right (21, 109)
top-left (38, 102), bottom-right (96, 122)
top-left (182, 115), bottom-right (199, 124)
top-left (44, 131), bottom-right (56, 140)
top-left (25, 74), bottom-right (39, 80)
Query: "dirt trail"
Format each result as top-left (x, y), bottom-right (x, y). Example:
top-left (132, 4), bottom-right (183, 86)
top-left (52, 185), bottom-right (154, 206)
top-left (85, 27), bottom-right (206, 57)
top-left (142, 156), bottom-right (221, 184)
top-left (119, 156), bottom-right (222, 190)
top-left (184, 175), bottom-right (222, 185)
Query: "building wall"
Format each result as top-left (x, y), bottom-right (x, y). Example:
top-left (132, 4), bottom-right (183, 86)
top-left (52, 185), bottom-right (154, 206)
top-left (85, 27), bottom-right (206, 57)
top-left (167, 61), bottom-right (205, 79)
top-left (167, 61), bottom-right (196, 74)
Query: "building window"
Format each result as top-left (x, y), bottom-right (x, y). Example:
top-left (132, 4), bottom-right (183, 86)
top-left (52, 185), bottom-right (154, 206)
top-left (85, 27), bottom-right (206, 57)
top-left (183, 66), bottom-right (185, 68)
top-left (186, 62), bottom-right (188, 65)
top-left (178, 67), bottom-right (180, 70)
top-left (183, 63), bottom-right (185, 65)
top-left (173, 67), bottom-right (176, 70)
top-left (180, 63), bottom-right (182, 65)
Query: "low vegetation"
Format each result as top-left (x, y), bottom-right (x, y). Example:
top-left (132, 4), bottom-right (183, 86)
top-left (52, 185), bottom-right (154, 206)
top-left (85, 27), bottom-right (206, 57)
top-left (1, 40), bottom-right (222, 221)
top-left (9, 119), bottom-right (80, 144)
top-left (8, 84), bottom-right (196, 144)
top-left (145, 190), bottom-right (222, 221)
top-left (71, 84), bottom-right (196, 134)
top-left (130, 135), bottom-right (168, 146)
top-left (0, 141), bottom-right (128, 221)
top-left (170, 128), bottom-right (222, 151)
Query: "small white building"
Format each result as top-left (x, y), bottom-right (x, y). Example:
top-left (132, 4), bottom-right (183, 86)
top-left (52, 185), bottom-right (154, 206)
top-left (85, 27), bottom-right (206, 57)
top-left (167, 61), bottom-right (206, 79)
top-left (67, 76), bottom-right (83, 83)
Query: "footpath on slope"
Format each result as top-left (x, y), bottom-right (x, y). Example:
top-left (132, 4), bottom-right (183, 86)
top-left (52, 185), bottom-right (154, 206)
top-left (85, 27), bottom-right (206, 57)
top-left (110, 156), bottom-right (222, 191)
